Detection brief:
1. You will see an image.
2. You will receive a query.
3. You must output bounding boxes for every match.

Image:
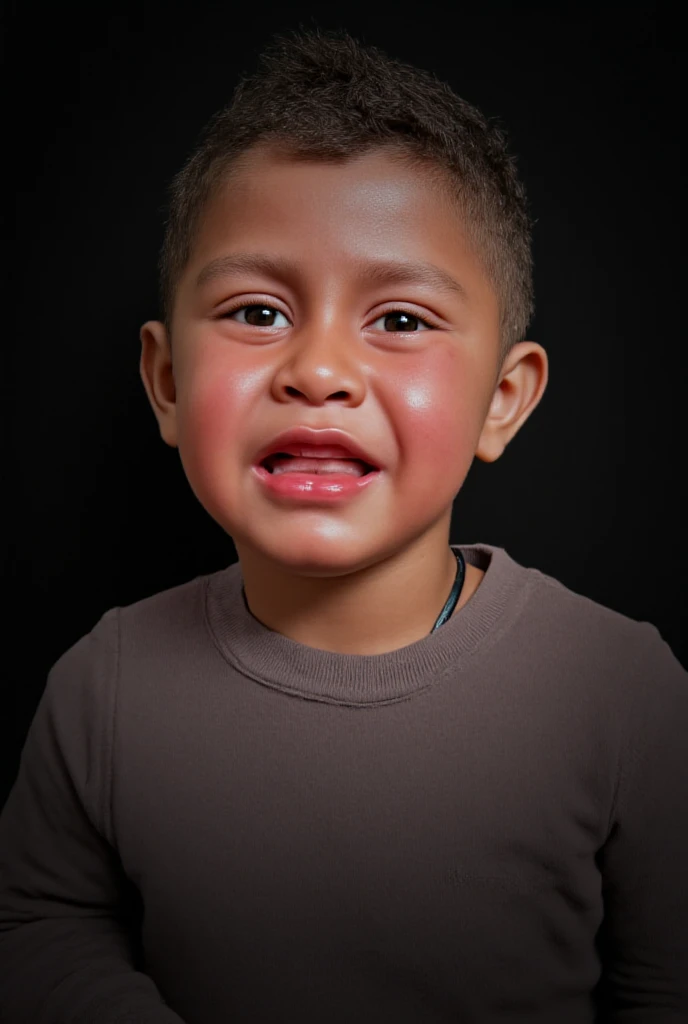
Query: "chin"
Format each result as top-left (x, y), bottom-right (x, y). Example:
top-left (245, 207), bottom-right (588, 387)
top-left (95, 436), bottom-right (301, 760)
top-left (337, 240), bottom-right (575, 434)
top-left (238, 530), bottom-right (393, 579)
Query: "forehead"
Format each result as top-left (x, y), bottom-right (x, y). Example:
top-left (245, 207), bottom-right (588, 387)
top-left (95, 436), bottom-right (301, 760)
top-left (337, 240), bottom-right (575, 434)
top-left (218, 143), bottom-right (455, 219)
top-left (185, 144), bottom-right (496, 316)
top-left (196, 146), bottom-right (463, 255)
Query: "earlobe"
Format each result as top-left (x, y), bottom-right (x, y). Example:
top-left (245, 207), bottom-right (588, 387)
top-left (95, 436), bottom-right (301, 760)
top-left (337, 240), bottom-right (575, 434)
top-left (139, 320), bottom-right (178, 448)
top-left (474, 342), bottom-right (549, 464)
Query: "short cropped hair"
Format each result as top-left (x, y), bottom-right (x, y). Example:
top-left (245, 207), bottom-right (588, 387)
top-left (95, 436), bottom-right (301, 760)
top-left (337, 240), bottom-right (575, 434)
top-left (159, 26), bottom-right (534, 371)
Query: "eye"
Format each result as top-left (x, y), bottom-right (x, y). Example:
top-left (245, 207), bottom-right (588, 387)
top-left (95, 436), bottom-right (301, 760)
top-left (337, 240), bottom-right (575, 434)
top-left (224, 304), bottom-right (291, 328)
top-left (370, 310), bottom-right (434, 332)
top-left (221, 303), bottom-right (436, 332)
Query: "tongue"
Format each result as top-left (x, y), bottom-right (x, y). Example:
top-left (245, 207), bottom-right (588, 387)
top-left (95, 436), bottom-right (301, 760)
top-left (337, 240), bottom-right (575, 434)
top-left (269, 456), bottom-right (366, 476)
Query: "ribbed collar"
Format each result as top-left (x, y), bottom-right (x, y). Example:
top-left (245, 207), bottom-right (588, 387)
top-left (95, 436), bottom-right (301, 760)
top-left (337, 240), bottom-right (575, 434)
top-left (204, 544), bottom-right (532, 706)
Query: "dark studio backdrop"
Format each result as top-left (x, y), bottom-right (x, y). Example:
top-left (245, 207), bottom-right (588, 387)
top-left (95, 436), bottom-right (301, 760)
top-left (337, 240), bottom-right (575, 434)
top-left (2, 1), bottom-right (685, 807)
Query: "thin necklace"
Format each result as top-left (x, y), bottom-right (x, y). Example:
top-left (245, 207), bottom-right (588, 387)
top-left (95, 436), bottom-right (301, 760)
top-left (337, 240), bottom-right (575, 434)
top-left (240, 546), bottom-right (466, 635)
top-left (431, 548), bottom-right (466, 633)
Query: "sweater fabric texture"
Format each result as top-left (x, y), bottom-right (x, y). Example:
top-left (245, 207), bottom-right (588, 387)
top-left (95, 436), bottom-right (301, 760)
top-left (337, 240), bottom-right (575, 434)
top-left (1, 543), bottom-right (687, 1023)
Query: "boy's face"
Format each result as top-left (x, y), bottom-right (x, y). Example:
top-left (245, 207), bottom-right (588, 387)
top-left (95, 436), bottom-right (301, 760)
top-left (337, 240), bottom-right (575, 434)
top-left (142, 145), bottom-right (512, 576)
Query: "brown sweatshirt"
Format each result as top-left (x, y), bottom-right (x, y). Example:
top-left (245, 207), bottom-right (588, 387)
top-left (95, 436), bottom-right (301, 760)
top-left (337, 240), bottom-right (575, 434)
top-left (1, 543), bottom-right (687, 1024)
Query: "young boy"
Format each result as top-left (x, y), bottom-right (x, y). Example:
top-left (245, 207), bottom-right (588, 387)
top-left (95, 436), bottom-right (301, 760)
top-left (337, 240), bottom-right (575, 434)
top-left (1, 26), bottom-right (686, 1024)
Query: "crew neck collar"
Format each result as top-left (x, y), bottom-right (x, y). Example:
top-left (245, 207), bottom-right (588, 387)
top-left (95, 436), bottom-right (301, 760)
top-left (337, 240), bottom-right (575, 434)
top-left (204, 544), bottom-right (531, 706)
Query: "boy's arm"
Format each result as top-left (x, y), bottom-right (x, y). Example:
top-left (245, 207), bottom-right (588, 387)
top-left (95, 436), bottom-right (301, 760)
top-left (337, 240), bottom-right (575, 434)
top-left (0, 610), bottom-right (186, 1024)
top-left (594, 626), bottom-right (688, 1022)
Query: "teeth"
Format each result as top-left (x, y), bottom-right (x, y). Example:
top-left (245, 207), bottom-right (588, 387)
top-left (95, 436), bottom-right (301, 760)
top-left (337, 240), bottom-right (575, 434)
top-left (270, 456), bottom-right (366, 476)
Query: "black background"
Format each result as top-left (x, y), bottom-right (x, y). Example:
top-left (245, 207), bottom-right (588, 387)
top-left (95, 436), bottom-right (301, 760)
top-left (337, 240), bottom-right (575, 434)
top-left (3, 1), bottom-right (685, 807)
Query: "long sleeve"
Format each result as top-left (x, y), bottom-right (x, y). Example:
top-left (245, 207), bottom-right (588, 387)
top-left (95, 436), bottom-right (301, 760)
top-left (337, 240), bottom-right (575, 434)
top-left (0, 609), bottom-right (185, 1024)
top-left (594, 625), bottom-right (688, 1021)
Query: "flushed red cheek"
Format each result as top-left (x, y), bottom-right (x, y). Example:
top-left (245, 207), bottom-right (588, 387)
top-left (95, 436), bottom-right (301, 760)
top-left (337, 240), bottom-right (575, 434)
top-left (387, 358), bottom-right (478, 481)
top-left (176, 347), bottom-right (479, 513)
top-left (175, 363), bottom-right (260, 501)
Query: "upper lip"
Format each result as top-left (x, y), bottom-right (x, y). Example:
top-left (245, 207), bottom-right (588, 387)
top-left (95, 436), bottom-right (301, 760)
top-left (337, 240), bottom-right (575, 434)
top-left (255, 427), bottom-right (381, 469)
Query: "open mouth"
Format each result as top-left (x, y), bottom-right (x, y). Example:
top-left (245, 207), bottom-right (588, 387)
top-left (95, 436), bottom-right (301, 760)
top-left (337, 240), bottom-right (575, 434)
top-left (260, 453), bottom-right (378, 477)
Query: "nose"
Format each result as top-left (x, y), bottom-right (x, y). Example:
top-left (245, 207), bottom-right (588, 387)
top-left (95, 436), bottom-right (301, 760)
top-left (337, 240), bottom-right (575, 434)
top-left (270, 323), bottom-right (367, 407)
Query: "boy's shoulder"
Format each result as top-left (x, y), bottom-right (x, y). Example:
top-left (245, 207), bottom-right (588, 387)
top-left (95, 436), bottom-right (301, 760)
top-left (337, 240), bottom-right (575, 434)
top-left (47, 569), bottom-right (215, 685)
top-left (114, 570), bottom-right (212, 637)
top-left (462, 542), bottom-right (686, 689)
top-left (505, 546), bottom-right (685, 686)
top-left (521, 555), bottom-right (658, 638)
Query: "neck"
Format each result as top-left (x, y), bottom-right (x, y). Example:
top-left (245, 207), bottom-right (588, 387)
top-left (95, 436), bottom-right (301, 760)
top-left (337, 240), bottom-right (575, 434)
top-left (236, 529), bottom-right (482, 655)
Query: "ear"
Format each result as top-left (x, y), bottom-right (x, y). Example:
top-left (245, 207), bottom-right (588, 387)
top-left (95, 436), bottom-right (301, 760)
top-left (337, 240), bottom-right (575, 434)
top-left (139, 320), bottom-right (178, 448)
top-left (475, 342), bottom-right (549, 463)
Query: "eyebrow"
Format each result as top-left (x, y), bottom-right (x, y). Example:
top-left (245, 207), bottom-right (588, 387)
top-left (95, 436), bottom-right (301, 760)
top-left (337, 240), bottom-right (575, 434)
top-left (195, 252), bottom-right (467, 300)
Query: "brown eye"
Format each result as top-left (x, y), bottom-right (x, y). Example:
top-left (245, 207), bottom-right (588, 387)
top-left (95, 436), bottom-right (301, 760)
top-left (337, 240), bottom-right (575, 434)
top-left (371, 310), bottom-right (433, 332)
top-left (225, 304), bottom-right (290, 327)
top-left (223, 304), bottom-right (434, 332)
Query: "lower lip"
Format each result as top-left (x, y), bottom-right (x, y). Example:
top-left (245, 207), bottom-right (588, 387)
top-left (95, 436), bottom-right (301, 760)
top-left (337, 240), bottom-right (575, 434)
top-left (252, 464), bottom-right (381, 502)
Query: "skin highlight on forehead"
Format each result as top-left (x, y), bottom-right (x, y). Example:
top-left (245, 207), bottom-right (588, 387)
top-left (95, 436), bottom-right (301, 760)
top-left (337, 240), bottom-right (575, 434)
top-left (176, 145), bottom-right (500, 366)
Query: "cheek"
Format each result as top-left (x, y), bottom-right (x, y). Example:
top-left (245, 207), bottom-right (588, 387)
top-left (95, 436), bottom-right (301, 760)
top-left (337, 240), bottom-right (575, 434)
top-left (385, 351), bottom-right (481, 476)
top-left (174, 339), bottom-right (487, 511)
top-left (175, 354), bottom-right (264, 483)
